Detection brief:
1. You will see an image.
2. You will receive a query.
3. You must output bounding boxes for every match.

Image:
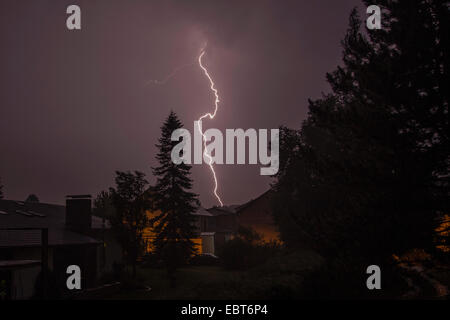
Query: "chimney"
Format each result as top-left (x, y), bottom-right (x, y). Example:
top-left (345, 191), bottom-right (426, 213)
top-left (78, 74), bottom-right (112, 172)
top-left (65, 195), bottom-right (92, 233)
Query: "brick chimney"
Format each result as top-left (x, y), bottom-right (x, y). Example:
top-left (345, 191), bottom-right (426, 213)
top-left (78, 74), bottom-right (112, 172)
top-left (65, 195), bottom-right (92, 234)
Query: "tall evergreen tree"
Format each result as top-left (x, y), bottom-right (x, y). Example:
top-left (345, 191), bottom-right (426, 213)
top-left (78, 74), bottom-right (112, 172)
top-left (0, 177), bottom-right (3, 200)
top-left (110, 171), bottom-right (150, 278)
top-left (273, 1), bottom-right (449, 263)
top-left (151, 111), bottom-right (200, 286)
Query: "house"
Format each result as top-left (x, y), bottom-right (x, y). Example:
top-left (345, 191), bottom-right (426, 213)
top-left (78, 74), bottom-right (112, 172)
top-left (143, 206), bottom-right (214, 255)
top-left (202, 205), bottom-right (238, 252)
top-left (0, 195), bottom-right (121, 300)
top-left (235, 190), bottom-right (280, 243)
top-left (142, 190), bottom-right (280, 256)
top-left (203, 190), bottom-right (280, 245)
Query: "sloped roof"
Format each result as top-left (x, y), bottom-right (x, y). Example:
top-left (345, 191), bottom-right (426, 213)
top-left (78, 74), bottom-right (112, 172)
top-left (205, 191), bottom-right (273, 216)
top-left (206, 205), bottom-right (237, 216)
top-left (235, 189), bottom-right (273, 213)
top-left (192, 206), bottom-right (214, 216)
top-left (0, 260), bottom-right (41, 270)
top-left (0, 200), bottom-right (101, 248)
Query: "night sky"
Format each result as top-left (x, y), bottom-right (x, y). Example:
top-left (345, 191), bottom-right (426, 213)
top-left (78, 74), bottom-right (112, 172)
top-left (0, 0), bottom-right (361, 207)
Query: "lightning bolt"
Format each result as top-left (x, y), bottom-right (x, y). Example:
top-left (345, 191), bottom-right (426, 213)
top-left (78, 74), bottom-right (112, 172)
top-left (145, 45), bottom-right (224, 206)
top-left (197, 46), bottom-right (224, 207)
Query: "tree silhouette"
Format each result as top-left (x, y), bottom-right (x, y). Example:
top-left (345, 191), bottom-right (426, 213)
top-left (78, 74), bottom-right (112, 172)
top-left (151, 111), bottom-right (200, 287)
top-left (110, 171), bottom-right (150, 278)
top-left (273, 1), bottom-right (449, 263)
top-left (93, 190), bottom-right (116, 220)
top-left (25, 194), bottom-right (39, 203)
top-left (0, 177), bottom-right (3, 200)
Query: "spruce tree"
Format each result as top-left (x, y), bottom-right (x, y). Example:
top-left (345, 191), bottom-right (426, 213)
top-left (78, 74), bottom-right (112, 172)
top-left (151, 111), bottom-right (200, 285)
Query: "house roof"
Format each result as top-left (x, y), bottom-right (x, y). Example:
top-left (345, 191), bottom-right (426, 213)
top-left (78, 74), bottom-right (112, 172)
top-left (206, 205), bottom-right (237, 216)
top-left (0, 259), bottom-right (41, 270)
top-left (0, 200), bottom-right (102, 248)
top-left (192, 206), bottom-right (214, 216)
top-left (234, 189), bottom-right (273, 213)
top-left (205, 190), bottom-right (273, 216)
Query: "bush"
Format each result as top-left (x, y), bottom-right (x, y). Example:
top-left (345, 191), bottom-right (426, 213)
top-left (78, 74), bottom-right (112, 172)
top-left (32, 268), bottom-right (62, 299)
top-left (141, 253), bottom-right (164, 268)
top-left (218, 227), bottom-right (280, 270)
top-left (189, 254), bottom-right (220, 266)
top-left (192, 250), bottom-right (323, 299)
top-left (299, 255), bottom-right (409, 299)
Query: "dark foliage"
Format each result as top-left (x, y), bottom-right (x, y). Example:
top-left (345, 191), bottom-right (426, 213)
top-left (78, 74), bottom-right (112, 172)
top-left (189, 254), bottom-right (220, 266)
top-left (189, 250), bottom-right (322, 299)
top-left (272, 1), bottom-right (449, 263)
top-left (141, 253), bottom-right (165, 268)
top-left (299, 255), bottom-right (409, 299)
top-left (218, 226), bottom-right (279, 270)
top-left (25, 194), bottom-right (39, 203)
top-left (32, 268), bottom-right (62, 300)
top-left (110, 170), bottom-right (150, 278)
top-left (93, 190), bottom-right (116, 220)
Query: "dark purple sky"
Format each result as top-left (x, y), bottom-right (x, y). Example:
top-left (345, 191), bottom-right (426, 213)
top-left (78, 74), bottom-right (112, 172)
top-left (0, 0), bottom-right (361, 207)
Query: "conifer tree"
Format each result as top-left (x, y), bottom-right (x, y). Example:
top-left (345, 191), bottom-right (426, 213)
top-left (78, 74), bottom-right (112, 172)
top-left (151, 111), bottom-right (200, 286)
top-left (273, 1), bottom-right (449, 262)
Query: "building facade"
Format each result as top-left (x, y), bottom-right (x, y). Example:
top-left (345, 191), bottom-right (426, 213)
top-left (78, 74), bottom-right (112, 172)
top-left (0, 196), bottom-right (121, 300)
top-left (142, 190), bottom-right (280, 256)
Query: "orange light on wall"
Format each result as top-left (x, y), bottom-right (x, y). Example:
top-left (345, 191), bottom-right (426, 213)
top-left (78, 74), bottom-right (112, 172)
top-left (143, 209), bottom-right (203, 255)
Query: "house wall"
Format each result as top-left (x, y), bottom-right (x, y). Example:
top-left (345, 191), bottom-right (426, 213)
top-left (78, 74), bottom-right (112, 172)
top-left (11, 266), bottom-right (40, 299)
top-left (143, 209), bottom-right (203, 254)
top-left (2, 243), bottom-right (101, 300)
top-left (201, 234), bottom-right (214, 254)
top-left (213, 214), bottom-right (237, 233)
top-left (0, 246), bottom-right (56, 300)
top-left (237, 192), bottom-right (280, 243)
